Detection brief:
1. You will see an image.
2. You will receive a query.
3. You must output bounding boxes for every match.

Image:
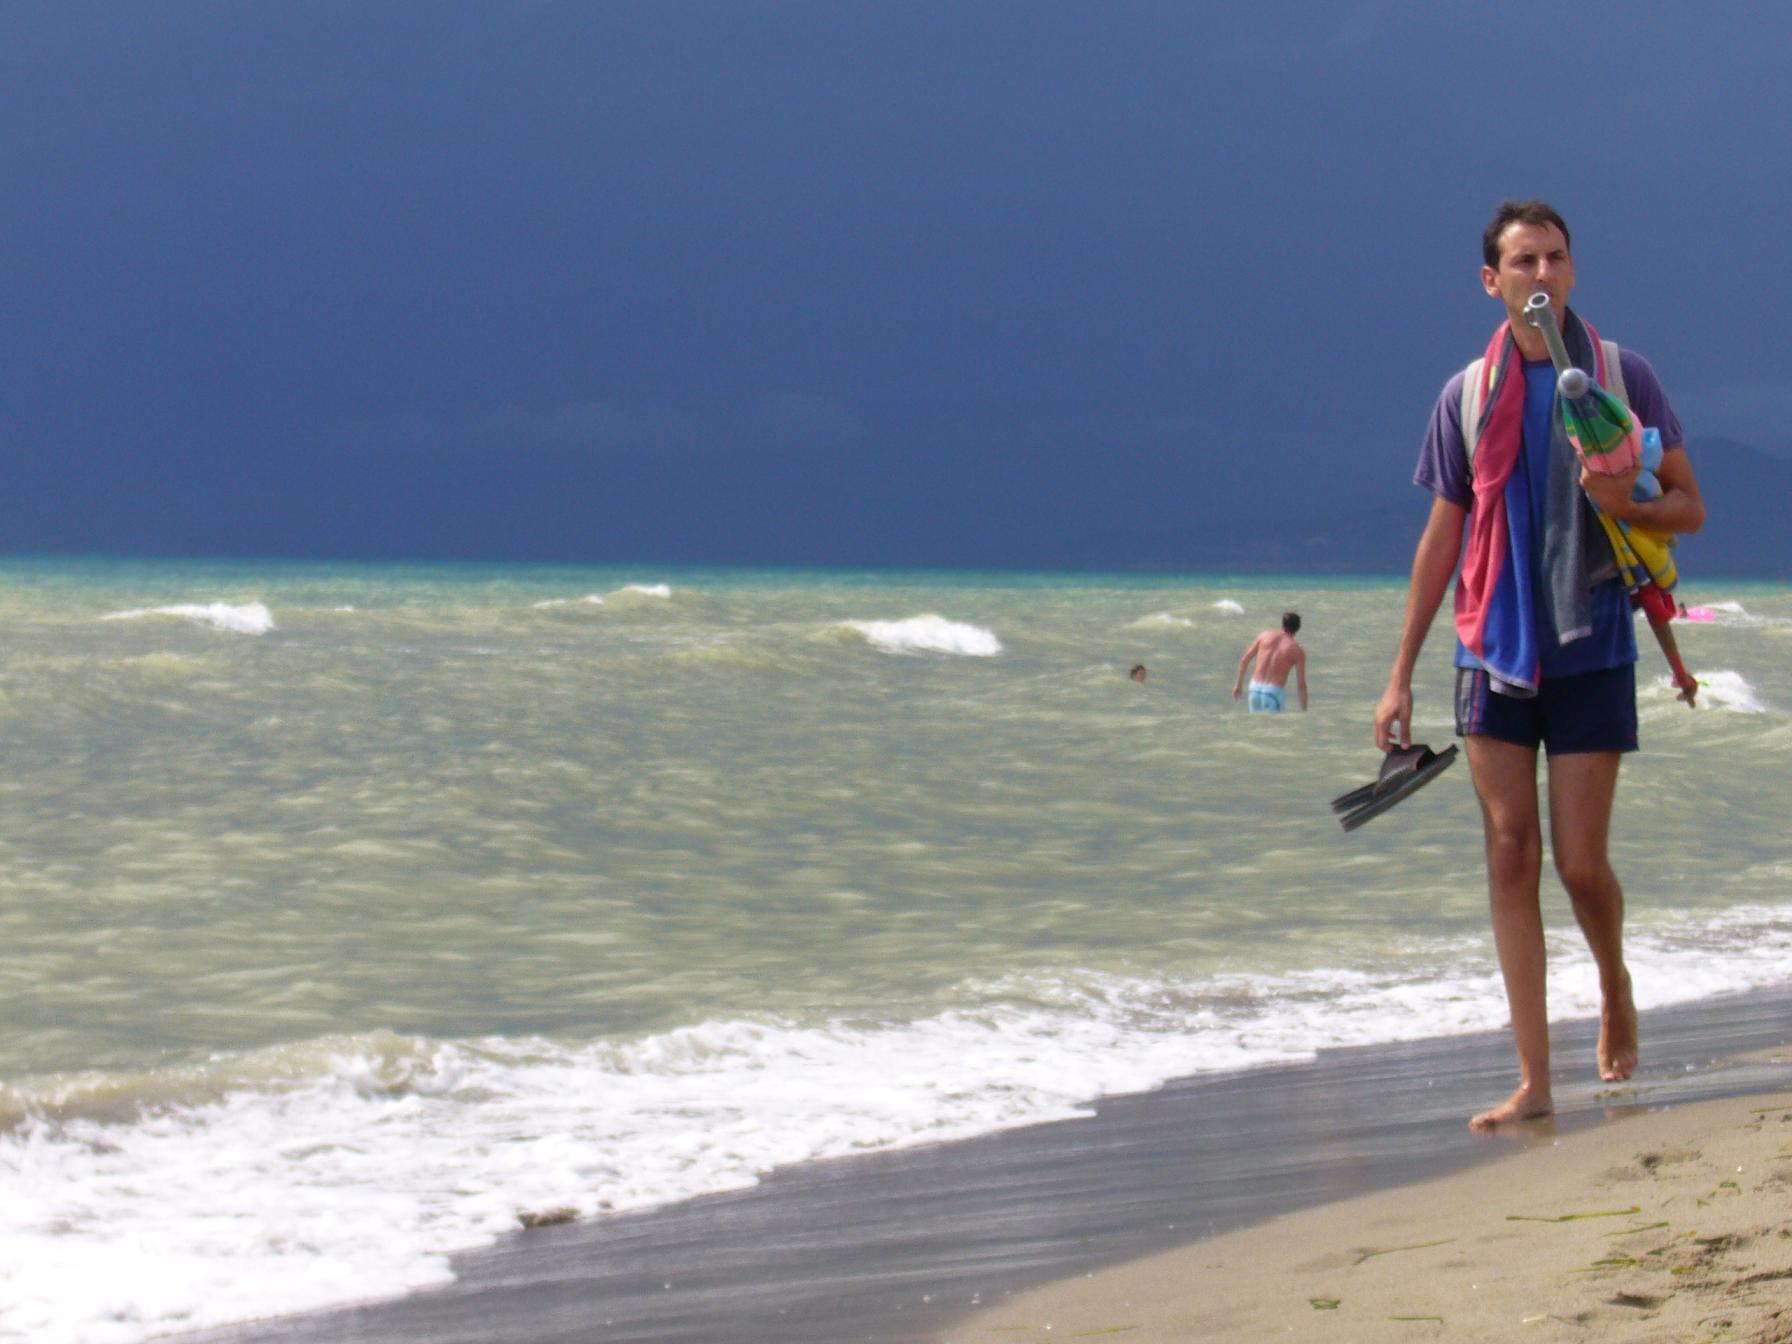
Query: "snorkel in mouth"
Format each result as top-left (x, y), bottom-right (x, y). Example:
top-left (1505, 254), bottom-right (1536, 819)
top-left (1524, 290), bottom-right (1589, 398)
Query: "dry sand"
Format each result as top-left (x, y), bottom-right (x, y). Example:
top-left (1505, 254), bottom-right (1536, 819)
top-left (944, 1088), bottom-right (1792, 1343)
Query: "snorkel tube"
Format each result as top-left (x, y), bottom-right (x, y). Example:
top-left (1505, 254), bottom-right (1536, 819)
top-left (1523, 291), bottom-right (1588, 397)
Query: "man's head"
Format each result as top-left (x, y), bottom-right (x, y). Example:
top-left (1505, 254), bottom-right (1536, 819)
top-left (1281, 612), bottom-right (1300, 635)
top-left (1481, 200), bottom-right (1570, 269)
top-left (1481, 198), bottom-right (1574, 326)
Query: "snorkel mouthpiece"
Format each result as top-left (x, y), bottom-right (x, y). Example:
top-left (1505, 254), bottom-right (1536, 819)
top-left (1521, 290), bottom-right (1579, 389)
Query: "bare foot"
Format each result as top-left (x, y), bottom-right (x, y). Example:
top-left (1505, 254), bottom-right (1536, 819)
top-left (1599, 975), bottom-right (1639, 1082)
top-left (1470, 1083), bottom-right (1553, 1131)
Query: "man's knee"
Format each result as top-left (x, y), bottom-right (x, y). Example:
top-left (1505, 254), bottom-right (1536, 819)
top-left (1484, 825), bottom-right (1541, 880)
top-left (1555, 853), bottom-right (1616, 900)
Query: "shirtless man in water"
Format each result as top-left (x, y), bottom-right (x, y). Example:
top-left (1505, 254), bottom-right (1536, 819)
top-left (1232, 612), bottom-right (1307, 712)
top-left (1374, 200), bottom-right (1703, 1130)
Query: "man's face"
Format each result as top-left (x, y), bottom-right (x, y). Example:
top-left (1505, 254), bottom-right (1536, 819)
top-left (1482, 219), bottom-right (1574, 325)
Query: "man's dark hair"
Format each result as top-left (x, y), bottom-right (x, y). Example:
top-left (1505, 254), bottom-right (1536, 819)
top-left (1281, 611), bottom-right (1300, 635)
top-left (1482, 199), bottom-right (1571, 269)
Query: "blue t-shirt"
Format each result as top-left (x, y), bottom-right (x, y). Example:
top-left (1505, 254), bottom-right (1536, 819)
top-left (1414, 346), bottom-right (1685, 680)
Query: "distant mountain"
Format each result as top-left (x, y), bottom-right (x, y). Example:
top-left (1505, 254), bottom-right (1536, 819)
top-left (1075, 437), bottom-right (1792, 579)
top-left (1676, 437), bottom-right (1792, 579)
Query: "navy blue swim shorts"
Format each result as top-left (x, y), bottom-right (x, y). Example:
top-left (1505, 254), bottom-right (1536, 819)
top-left (1453, 664), bottom-right (1638, 756)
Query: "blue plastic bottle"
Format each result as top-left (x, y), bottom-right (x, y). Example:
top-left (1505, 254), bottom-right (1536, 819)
top-left (1632, 427), bottom-right (1663, 500)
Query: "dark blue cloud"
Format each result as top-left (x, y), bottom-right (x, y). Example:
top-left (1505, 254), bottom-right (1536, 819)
top-left (4, 1), bottom-right (1789, 567)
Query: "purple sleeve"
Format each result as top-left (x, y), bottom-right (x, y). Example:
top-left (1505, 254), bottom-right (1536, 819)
top-left (1617, 349), bottom-right (1685, 447)
top-left (1414, 369), bottom-right (1473, 508)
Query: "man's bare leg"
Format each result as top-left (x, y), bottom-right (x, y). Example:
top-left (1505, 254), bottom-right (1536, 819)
top-left (1548, 750), bottom-right (1637, 1082)
top-left (1464, 735), bottom-right (1552, 1129)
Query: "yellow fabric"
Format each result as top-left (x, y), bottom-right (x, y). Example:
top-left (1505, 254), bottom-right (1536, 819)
top-left (1575, 338), bottom-right (1678, 597)
top-left (1594, 509), bottom-right (1677, 593)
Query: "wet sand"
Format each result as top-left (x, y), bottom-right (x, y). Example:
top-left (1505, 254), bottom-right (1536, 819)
top-left (191, 987), bottom-right (1792, 1344)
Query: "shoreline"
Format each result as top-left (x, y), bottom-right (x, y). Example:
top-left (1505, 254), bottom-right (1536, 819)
top-left (190, 984), bottom-right (1792, 1344)
top-left (944, 1074), bottom-right (1792, 1342)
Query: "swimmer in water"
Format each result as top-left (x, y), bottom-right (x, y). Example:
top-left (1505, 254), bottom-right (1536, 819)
top-left (1232, 612), bottom-right (1307, 712)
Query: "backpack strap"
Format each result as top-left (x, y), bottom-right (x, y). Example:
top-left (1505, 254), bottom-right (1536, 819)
top-left (1460, 339), bottom-right (1629, 467)
top-left (1601, 339), bottom-right (1627, 408)
top-left (1460, 357), bottom-right (1486, 465)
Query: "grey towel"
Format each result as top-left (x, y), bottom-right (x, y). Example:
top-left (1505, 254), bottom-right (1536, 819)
top-left (1540, 309), bottom-right (1616, 649)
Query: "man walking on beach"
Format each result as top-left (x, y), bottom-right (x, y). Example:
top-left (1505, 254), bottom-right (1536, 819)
top-left (1233, 612), bottom-right (1307, 712)
top-left (1373, 200), bottom-right (1704, 1129)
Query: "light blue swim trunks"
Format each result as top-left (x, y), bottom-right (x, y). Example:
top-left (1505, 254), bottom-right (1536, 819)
top-left (1247, 680), bottom-right (1286, 713)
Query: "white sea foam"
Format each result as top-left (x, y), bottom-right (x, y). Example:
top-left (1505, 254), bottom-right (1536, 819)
top-left (1646, 669), bottom-right (1769, 714)
top-left (531, 595), bottom-right (605, 608)
top-left (582, 583), bottom-right (677, 611)
top-left (1702, 670), bottom-right (1769, 713)
top-left (1212, 599), bottom-right (1245, 614)
top-left (1129, 611), bottom-right (1194, 630)
top-left (6, 903), bottom-right (1791, 1344)
top-left (846, 615), bottom-right (1002, 657)
top-left (99, 602), bottom-right (275, 635)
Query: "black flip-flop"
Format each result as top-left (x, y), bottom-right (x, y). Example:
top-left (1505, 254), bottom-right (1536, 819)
top-left (1331, 743), bottom-right (1459, 831)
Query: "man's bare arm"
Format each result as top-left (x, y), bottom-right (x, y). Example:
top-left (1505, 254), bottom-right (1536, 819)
top-left (1374, 496), bottom-right (1467, 749)
top-left (1295, 654), bottom-right (1308, 711)
top-left (1232, 634), bottom-right (1262, 699)
top-left (1579, 444), bottom-right (1704, 534)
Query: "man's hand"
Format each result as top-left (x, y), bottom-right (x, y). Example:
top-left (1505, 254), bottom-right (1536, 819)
top-left (1579, 462), bottom-right (1642, 520)
top-left (1373, 682), bottom-right (1412, 752)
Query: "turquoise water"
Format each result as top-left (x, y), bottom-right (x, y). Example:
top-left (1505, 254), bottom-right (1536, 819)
top-left (2, 560), bottom-right (1788, 1343)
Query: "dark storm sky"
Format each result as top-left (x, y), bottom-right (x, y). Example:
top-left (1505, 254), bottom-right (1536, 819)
top-left (6, 1), bottom-right (1788, 567)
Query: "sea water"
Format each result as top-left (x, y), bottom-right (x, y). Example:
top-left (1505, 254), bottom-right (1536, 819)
top-left (1, 559), bottom-right (1788, 1343)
